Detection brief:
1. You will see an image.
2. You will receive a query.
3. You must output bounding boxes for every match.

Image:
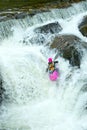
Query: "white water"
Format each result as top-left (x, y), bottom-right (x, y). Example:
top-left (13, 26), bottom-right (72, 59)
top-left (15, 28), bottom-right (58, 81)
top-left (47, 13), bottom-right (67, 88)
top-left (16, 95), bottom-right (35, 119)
top-left (0, 1), bottom-right (87, 130)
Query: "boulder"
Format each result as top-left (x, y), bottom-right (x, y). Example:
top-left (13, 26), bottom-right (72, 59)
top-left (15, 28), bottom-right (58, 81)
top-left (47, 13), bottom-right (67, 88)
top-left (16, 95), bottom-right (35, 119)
top-left (35, 21), bottom-right (62, 34)
top-left (50, 35), bottom-right (87, 67)
top-left (78, 16), bottom-right (87, 37)
top-left (24, 21), bottom-right (62, 45)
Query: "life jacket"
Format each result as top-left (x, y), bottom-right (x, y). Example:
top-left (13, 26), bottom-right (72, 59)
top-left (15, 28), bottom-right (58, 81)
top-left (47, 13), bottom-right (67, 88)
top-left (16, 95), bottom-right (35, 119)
top-left (48, 62), bottom-right (55, 73)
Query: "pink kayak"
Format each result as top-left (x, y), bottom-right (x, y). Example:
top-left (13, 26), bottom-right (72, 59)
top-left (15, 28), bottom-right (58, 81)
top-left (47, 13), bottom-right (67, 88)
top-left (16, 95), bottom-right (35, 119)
top-left (49, 70), bottom-right (59, 81)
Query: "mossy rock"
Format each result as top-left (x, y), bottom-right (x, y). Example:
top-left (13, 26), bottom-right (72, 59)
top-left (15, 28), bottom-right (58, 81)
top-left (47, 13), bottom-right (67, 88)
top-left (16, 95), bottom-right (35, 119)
top-left (78, 16), bottom-right (87, 37)
top-left (80, 26), bottom-right (87, 37)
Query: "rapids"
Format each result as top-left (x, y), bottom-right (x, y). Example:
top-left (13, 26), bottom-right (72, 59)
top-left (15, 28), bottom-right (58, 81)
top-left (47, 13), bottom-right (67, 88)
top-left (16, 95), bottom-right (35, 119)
top-left (0, 1), bottom-right (87, 130)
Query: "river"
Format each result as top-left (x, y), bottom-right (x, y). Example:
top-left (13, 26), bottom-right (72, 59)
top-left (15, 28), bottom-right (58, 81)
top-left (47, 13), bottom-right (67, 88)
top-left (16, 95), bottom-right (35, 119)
top-left (0, 1), bottom-right (87, 130)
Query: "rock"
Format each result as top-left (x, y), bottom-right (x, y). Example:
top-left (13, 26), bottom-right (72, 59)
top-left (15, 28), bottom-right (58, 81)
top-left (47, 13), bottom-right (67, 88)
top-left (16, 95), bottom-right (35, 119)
top-left (50, 35), bottom-right (86, 67)
top-left (78, 16), bottom-right (87, 37)
top-left (24, 21), bottom-right (62, 45)
top-left (15, 12), bottom-right (28, 19)
top-left (35, 21), bottom-right (62, 34)
top-left (0, 74), bottom-right (5, 104)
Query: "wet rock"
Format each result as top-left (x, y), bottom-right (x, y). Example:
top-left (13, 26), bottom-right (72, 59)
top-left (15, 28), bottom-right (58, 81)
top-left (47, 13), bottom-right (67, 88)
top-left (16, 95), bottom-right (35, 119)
top-left (24, 22), bottom-right (62, 45)
top-left (0, 12), bottom-right (28, 22)
top-left (15, 12), bottom-right (27, 19)
top-left (80, 26), bottom-right (87, 37)
top-left (0, 12), bottom-right (16, 22)
top-left (0, 74), bottom-right (5, 104)
top-left (0, 9), bottom-right (50, 22)
top-left (35, 22), bottom-right (62, 34)
top-left (50, 35), bottom-right (86, 67)
top-left (78, 16), bottom-right (87, 37)
top-left (81, 83), bottom-right (87, 92)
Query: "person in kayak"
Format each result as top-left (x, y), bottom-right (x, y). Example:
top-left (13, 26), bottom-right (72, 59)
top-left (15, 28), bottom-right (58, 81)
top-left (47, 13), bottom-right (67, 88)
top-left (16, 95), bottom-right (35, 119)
top-left (46, 57), bottom-right (58, 73)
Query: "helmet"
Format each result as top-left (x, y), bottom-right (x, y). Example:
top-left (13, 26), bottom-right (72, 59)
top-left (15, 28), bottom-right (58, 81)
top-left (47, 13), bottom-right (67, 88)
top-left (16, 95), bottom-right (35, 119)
top-left (48, 58), bottom-right (52, 63)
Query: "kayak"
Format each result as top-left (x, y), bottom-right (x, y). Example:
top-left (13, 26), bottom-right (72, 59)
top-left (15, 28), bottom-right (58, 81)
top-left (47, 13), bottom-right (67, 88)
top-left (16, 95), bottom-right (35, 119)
top-left (49, 69), bottom-right (59, 81)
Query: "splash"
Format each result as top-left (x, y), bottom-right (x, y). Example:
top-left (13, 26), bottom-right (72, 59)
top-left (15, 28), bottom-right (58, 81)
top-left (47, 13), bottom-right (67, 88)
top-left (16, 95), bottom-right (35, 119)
top-left (0, 1), bottom-right (87, 130)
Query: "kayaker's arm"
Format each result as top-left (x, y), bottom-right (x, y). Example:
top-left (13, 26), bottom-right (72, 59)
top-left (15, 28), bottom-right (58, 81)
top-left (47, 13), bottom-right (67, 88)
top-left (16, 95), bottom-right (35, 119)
top-left (54, 61), bottom-right (58, 64)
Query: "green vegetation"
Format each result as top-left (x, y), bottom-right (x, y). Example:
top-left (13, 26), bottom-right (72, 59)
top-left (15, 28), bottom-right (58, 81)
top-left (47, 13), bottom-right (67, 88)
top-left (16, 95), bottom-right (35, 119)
top-left (0, 0), bottom-right (59, 10)
top-left (0, 0), bottom-right (85, 10)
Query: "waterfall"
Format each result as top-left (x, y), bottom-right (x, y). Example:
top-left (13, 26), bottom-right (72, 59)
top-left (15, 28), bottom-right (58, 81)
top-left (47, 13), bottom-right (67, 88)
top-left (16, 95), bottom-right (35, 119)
top-left (0, 0), bottom-right (87, 41)
top-left (0, 1), bottom-right (87, 130)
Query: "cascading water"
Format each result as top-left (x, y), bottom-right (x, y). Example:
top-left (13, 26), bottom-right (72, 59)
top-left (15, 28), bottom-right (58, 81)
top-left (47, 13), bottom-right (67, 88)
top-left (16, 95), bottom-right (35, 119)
top-left (0, 1), bottom-right (87, 130)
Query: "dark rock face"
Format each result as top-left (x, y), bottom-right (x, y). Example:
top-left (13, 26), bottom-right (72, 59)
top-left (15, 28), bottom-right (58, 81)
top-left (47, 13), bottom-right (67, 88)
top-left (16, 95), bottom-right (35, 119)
top-left (0, 75), bottom-right (5, 104)
top-left (63, 46), bottom-right (81, 67)
top-left (35, 22), bottom-right (62, 34)
top-left (15, 12), bottom-right (28, 19)
top-left (78, 16), bottom-right (87, 37)
top-left (50, 35), bottom-right (86, 67)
